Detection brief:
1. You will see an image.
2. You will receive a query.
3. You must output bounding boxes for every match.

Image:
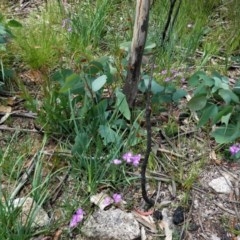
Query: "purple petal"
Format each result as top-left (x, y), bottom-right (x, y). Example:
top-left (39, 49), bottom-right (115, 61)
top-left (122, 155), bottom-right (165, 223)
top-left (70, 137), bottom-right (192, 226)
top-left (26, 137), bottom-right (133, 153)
top-left (165, 77), bottom-right (171, 82)
top-left (122, 152), bottom-right (133, 163)
top-left (104, 197), bottom-right (113, 205)
top-left (112, 193), bottom-right (122, 203)
top-left (112, 159), bottom-right (122, 165)
top-left (69, 208), bottom-right (84, 228)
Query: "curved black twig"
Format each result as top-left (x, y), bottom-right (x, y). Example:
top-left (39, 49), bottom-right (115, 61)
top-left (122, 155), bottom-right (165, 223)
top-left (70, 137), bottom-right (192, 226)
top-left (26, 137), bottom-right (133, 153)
top-left (165, 0), bottom-right (182, 43)
top-left (141, 61), bottom-right (154, 208)
top-left (161, 0), bottom-right (178, 46)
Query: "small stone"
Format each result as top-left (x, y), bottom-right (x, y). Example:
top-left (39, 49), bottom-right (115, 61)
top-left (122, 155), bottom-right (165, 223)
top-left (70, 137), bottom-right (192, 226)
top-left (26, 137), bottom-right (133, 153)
top-left (211, 234), bottom-right (221, 240)
top-left (153, 210), bottom-right (163, 221)
top-left (12, 197), bottom-right (50, 228)
top-left (172, 206), bottom-right (184, 225)
top-left (81, 208), bottom-right (140, 240)
top-left (208, 176), bottom-right (232, 194)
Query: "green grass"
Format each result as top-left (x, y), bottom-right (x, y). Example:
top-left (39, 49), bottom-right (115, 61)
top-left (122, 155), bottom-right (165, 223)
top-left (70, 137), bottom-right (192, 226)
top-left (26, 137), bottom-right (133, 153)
top-left (0, 0), bottom-right (240, 238)
top-left (12, 0), bottom-right (67, 70)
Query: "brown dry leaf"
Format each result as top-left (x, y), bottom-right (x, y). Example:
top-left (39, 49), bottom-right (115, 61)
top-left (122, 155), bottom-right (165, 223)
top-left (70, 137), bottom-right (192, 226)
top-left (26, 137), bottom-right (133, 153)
top-left (0, 105), bottom-right (12, 113)
top-left (6, 97), bottom-right (16, 106)
top-left (209, 150), bottom-right (222, 165)
top-left (90, 192), bottom-right (113, 210)
top-left (132, 211), bottom-right (157, 233)
top-left (0, 105), bottom-right (12, 124)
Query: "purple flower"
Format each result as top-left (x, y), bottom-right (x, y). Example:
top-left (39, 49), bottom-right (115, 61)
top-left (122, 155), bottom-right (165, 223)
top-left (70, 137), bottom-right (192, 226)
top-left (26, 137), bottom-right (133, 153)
top-left (69, 208), bottom-right (84, 228)
top-left (171, 69), bottom-right (178, 74)
top-left (112, 193), bottom-right (122, 203)
top-left (122, 152), bottom-right (142, 166)
top-left (161, 70), bottom-right (167, 75)
top-left (131, 154), bottom-right (141, 166)
top-left (165, 77), bottom-right (171, 82)
top-left (112, 159), bottom-right (122, 165)
top-left (122, 152), bottom-right (133, 163)
top-left (230, 144), bottom-right (240, 155)
top-left (104, 196), bottom-right (113, 206)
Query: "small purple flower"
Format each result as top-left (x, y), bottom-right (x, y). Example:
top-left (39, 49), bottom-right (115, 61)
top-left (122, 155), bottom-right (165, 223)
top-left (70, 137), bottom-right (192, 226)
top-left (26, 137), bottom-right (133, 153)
top-left (104, 196), bottom-right (113, 206)
top-left (131, 154), bottom-right (141, 166)
top-left (165, 77), bottom-right (171, 82)
top-left (230, 144), bottom-right (240, 155)
top-left (171, 69), bottom-right (178, 74)
top-left (122, 152), bottom-right (133, 163)
top-left (112, 193), bottom-right (122, 203)
top-left (161, 70), bottom-right (167, 75)
top-left (69, 208), bottom-right (84, 228)
top-left (112, 159), bottom-right (122, 165)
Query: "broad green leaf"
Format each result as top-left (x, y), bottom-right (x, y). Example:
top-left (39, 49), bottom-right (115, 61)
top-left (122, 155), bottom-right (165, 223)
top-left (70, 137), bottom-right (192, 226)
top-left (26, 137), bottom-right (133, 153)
top-left (198, 104), bottom-right (218, 127)
top-left (187, 94), bottom-right (207, 111)
top-left (211, 76), bottom-right (229, 93)
top-left (172, 89), bottom-right (187, 102)
top-left (52, 69), bottom-right (74, 84)
top-left (7, 20), bottom-right (22, 28)
top-left (91, 75), bottom-right (107, 92)
top-left (59, 73), bottom-right (82, 93)
top-left (84, 61), bottom-right (103, 75)
top-left (218, 89), bottom-right (239, 104)
top-left (119, 41), bottom-right (131, 52)
top-left (233, 80), bottom-right (240, 95)
top-left (99, 125), bottom-right (120, 145)
top-left (211, 123), bottom-right (240, 144)
top-left (188, 71), bottom-right (213, 87)
top-left (221, 112), bottom-right (231, 126)
top-left (115, 89), bottom-right (131, 120)
top-left (72, 132), bottom-right (90, 154)
top-left (144, 42), bottom-right (156, 54)
top-left (138, 76), bottom-right (164, 94)
top-left (212, 105), bottom-right (233, 124)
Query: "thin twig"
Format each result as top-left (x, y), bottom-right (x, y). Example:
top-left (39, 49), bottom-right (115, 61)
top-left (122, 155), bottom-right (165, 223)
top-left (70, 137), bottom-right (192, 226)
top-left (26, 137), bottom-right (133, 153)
top-left (10, 154), bottom-right (37, 200)
top-left (141, 57), bottom-right (155, 207)
top-left (0, 125), bottom-right (39, 133)
top-left (161, 0), bottom-right (178, 45)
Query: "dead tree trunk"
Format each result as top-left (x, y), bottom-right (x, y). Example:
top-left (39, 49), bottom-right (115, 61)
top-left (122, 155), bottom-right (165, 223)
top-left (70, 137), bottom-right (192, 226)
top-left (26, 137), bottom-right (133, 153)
top-left (123, 0), bottom-right (150, 108)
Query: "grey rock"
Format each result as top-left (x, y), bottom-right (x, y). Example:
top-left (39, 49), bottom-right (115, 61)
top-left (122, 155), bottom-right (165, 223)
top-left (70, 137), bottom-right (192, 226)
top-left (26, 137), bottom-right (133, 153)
top-left (12, 197), bottom-right (50, 228)
top-left (81, 208), bottom-right (140, 240)
top-left (208, 176), bottom-right (232, 194)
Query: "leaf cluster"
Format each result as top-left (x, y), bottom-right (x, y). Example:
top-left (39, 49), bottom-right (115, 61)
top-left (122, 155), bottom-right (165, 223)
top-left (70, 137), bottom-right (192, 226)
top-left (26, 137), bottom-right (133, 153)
top-left (50, 56), bottom-right (139, 155)
top-left (187, 71), bottom-right (240, 143)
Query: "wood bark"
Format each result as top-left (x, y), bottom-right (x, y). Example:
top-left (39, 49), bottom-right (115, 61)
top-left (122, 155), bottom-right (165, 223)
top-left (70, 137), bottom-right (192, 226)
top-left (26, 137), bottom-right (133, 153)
top-left (123, 0), bottom-right (150, 108)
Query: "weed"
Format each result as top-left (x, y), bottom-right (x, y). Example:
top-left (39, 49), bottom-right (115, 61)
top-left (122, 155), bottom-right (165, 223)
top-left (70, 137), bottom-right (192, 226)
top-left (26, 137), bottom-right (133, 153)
top-left (13, 0), bottom-right (66, 70)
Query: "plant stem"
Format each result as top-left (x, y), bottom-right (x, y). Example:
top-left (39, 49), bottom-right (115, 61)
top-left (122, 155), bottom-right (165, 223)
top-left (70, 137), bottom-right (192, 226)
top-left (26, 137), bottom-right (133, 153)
top-left (141, 61), bottom-right (154, 207)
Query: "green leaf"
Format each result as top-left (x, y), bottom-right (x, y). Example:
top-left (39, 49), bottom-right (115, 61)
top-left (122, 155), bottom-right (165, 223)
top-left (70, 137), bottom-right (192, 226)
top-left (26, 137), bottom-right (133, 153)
top-left (115, 89), bottom-right (131, 120)
top-left (7, 20), bottom-right (22, 28)
top-left (72, 132), bottom-right (90, 154)
top-left (211, 76), bottom-right (229, 93)
top-left (99, 125), bottom-right (120, 145)
top-left (172, 89), bottom-right (187, 102)
top-left (212, 105), bottom-right (233, 124)
top-left (144, 42), bottom-right (156, 54)
top-left (91, 75), bottom-right (107, 92)
top-left (119, 41), bottom-right (131, 52)
top-left (59, 73), bottom-right (81, 93)
top-left (218, 89), bottom-right (239, 104)
top-left (138, 76), bottom-right (164, 94)
top-left (84, 61), bottom-right (104, 75)
top-left (233, 80), bottom-right (240, 95)
top-left (221, 113), bottom-right (231, 126)
top-left (187, 94), bottom-right (207, 111)
top-left (198, 104), bottom-right (218, 127)
top-left (211, 123), bottom-right (240, 144)
top-left (188, 71), bottom-right (214, 87)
